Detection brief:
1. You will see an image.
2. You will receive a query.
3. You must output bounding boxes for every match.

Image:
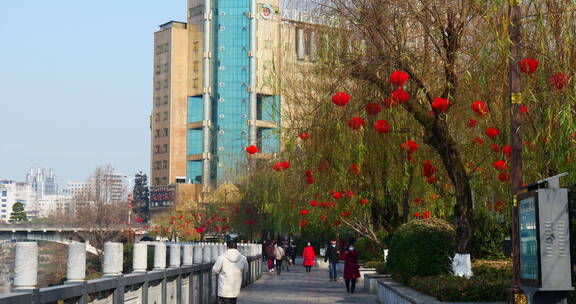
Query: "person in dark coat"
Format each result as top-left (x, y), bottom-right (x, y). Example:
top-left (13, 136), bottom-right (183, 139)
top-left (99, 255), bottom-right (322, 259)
top-left (265, 241), bottom-right (275, 272)
top-left (324, 240), bottom-right (340, 281)
top-left (341, 243), bottom-right (360, 294)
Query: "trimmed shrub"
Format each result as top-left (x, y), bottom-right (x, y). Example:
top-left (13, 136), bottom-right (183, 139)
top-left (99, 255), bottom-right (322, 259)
top-left (355, 237), bottom-right (383, 262)
top-left (387, 218), bottom-right (455, 284)
top-left (410, 259), bottom-right (511, 302)
top-left (471, 209), bottom-right (507, 259)
top-left (363, 261), bottom-right (388, 274)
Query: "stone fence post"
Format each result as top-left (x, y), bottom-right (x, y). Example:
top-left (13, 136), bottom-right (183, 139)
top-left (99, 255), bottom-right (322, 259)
top-left (170, 244), bottom-right (181, 268)
top-left (13, 242), bottom-right (38, 291)
top-left (183, 244), bottom-right (193, 265)
top-left (102, 242), bottom-right (123, 277)
top-left (133, 243), bottom-right (147, 273)
top-left (66, 242), bottom-right (86, 283)
top-left (154, 243), bottom-right (166, 270)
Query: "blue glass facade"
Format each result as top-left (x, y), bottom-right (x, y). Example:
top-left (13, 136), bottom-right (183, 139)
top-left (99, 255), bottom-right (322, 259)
top-left (186, 0), bottom-right (281, 186)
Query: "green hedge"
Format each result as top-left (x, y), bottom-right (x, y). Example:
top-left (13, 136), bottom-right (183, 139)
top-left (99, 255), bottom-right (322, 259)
top-left (387, 218), bottom-right (455, 284)
top-left (471, 209), bottom-right (507, 259)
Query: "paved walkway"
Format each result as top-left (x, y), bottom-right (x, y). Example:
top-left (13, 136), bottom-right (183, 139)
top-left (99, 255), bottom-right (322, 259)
top-left (238, 263), bottom-right (378, 304)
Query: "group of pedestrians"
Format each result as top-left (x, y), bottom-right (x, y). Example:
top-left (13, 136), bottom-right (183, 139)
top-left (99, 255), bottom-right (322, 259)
top-left (211, 238), bottom-right (362, 304)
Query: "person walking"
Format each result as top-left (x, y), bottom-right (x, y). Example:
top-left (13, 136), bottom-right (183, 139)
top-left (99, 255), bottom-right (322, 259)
top-left (289, 241), bottom-right (297, 267)
top-left (281, 241), bottom-right (290, 272)
top-left (341, 243), bottom-right (360, 294)
top-left (324, 240), bottom-right (340, 281)
top-left (302, 242), bottom-right (316, 272)
top-left (274, 243), bottom-right (286, 275)
top-left (212, 241), bottom-right (249, 304)
top-left (265, 241), bottom-right (275, 273)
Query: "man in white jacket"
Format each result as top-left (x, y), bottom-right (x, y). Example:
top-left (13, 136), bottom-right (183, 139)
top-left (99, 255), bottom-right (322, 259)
top-left (212, 242), bottom-right (249, 304)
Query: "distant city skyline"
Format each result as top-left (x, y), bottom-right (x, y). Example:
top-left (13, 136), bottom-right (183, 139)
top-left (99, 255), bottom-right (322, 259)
top-left (0, 1), bottom-right (186, 184)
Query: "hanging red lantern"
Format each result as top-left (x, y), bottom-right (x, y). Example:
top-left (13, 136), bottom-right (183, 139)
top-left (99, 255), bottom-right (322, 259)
top-left (391, 88), bottom-right (410, 104)
top-left (471, 101), bottom-right (488, 116)
top-left (348, 117), bottom-right (365, 130)
top-left (331, 91), bottom-right (350, 106)
top-left (137, 217), bottom-right (143, 223)
top-left (389, 70), bottom-right (409, 87)
top-left (519, 58), bottom-right (538, 74)
top-left (365, 102), bottom-right (382, 115)
top-left (245, 145), bottom-right (258, 154)
top-left (550, 73), bottom-right (570, 90)
top-left (431, 97), bottom-right (449, 113)
top-left (485, 127), bottom-right (499, 139)
top-left (374, 120), bottom-right (391, 134)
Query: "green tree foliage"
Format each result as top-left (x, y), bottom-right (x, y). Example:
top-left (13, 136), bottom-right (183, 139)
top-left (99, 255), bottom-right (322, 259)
top-left (8, 202), bottom-right (28, 223)
top-left (132, 172), bottom-right (150, 220)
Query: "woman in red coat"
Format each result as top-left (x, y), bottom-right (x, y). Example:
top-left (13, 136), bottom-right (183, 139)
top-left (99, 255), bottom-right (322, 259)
top-left (341, 244), bottom-right (360, 294)
top-left (301, 242), bottom-right (316, 272)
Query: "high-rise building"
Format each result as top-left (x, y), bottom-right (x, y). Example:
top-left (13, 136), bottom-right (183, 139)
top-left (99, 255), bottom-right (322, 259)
top-left (67, 171), bottom-right (129, 204)
top-left (26, 168), bottom-right (58, 197)
top-left (151, 0), bottom-right (320, 200)
top-left (0, 180), bottom-right (39, 222)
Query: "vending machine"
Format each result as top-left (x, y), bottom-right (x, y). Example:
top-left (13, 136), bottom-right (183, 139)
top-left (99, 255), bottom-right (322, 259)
top-left (518, 173), bottom-right (574, 303)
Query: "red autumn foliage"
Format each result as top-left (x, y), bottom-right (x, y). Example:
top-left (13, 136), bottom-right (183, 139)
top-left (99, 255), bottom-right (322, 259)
top-left (401, 140), bottom-right (418, 154)
top-left (359, 199), bottom-right (369, 205)
top-left (332, 91), bottom-right (350, 106)
top-left (550, 73), bottom-right (570, 90)
top-left (300, 209), bottom-right (309, 216)
top-left (466, 118), bottom-right (477, 128)
top-left (305, 176), bottom-right (314, 184)
top-left (365, 102), bottom-right (382, 115)
top-left (414, 197), bottom-right (422, 205)
top-left (491, 144), bottom-right (500, 153)
top-left (389, 70), bottom-right (409, 87)
top-left (485, 127), bottom-right (499, 139)
top-left (348, 117), bottom-right (365, 130)
top-left (423, 211), bottom-right (431, 219)
top-left (519, 57), bottom-right (538, 74)
top-left (471, 101), bottom-right (488, 116)
top-left (414, 212), bottom-right (421, 218)
top-left (520, 105), bottom-right (527, 115)
top-left (391, 88), bottom-right (410, 104)
top-left (321, 201), bottom-right (327, 208)
top-left (426, 176), bottom-right (437, 184)
top-left (502, 145), bottom-right (511, 158)
top-left (473, 137), bottom-right (485, 146)
top-left (431, 97), bottom-right (449, 112)
top-left (245, 145), bottom-right (258, 154)
top-left (344, 190), bottom-right (355, 198)
top-left (374, 120), bottom-right (391, 134)
top-left (300, 220), bottom-right (308, 228)
top-left (309, 200), bottom-right (318, 207)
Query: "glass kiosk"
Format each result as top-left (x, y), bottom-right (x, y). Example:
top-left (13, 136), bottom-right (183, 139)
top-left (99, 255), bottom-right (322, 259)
top-left (518, 173), bottom-right (573, 304)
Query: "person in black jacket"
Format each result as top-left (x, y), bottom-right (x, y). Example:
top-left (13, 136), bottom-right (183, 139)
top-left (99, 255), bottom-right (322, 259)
top-left (324, 240), bottom-right (340, 281)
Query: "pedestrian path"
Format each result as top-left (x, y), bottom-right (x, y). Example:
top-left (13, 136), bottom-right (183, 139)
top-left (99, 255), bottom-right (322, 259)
top-left (238, 264), bottom-right (378, 304)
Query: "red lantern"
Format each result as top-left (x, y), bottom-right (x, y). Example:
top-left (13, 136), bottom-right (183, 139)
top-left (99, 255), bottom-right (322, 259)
top-left (431, 97), bottom-right (449, 112)
top-left (374, 120), bottom-right (391, 134)
top-left (519, 58), bottom-right (538, 74)
top-left (471, 101), bottom-right (488, 116)
top-left (391, 88), bottom-right (410, 104)
top-left (137, 217), bottom-right (143, 223)
top-left (348, 117), bottom-right (365, 130)
top-left (331, 91), bottom-right (350, 106)
top-left (359, 199), bottom-right (369, 205)
top-left (389, 70), bottom-right (409, 87)
top-left (331, 191), bottom-right (343, 199)
top-left (421, 160), bottom-right (436, 178)
top-left (485, 127), bottom-right (499, 139)
top-left (466, 118), bottom-right (477, 128)
top-left (299, 132), bottom-right (310, 140)
top-left (550, 73), bottom-right (570, 90)
top-left (493, 160), bottom-right (508, 171)
top-left (245, 145), bottom-right (258, 154)
top-left (401, 140), bottom-right (418, 154)
top-left (365, 102), bottom-right (382, 115)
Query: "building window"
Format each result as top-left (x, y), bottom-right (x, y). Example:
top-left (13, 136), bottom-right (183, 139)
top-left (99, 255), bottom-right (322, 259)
top-left (155, 145), bottom-right (161, 154)
top-left (193, 61), bottom-right (199, 71)
top-left (193, 41), bottom-right (200, 53)
top-left (1, 204), bottom-right (6, 207)
top-left (155, 97), bottom-right (161, 106)
top-left (163, 128), bottom-right (169, 137)
top-left (155, 178), bottom-right (161, 185)
top-left (163, 144), bottom-right (168, 153)
top-left (1, 191), bottom-right (6, 196)
top-left (163, 43), bottom-right (170, 53)
top-left (193, 78), bottom-right (199, 89)
top-left (163, 63), bottom-right (169, 73)
top-left (162, 177), bottom-right (168, 184)
top-left (155, 129), bottom-right (161, 138)
top-left (163, 79), bottom-right (169, 89)
top-left (155, 81), bottom-right (161, 91)
top-left (156, 64), bottom-right (161, 75)
top-left (155, 161), bottom-right (161, 170)
top-left (162, 160), bottom-right (168, 169)
top-left (155, 113), bottom-right (160, 122)
top-left (163, 112), bottom-right (169, 121)
top-left (163, 95), bottom-right (169, 105)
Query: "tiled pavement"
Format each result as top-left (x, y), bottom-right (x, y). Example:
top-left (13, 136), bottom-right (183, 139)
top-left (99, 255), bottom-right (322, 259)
top-left (238, 264), bottom-right (378, 304)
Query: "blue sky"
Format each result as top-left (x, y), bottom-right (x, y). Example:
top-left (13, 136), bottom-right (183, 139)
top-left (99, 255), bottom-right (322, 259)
top-left (0, 1), bottom-right (186, 185)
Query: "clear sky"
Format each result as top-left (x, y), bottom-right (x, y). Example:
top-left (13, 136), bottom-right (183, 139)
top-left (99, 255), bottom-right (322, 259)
top-left (0, 1), bottom-right (186, 185)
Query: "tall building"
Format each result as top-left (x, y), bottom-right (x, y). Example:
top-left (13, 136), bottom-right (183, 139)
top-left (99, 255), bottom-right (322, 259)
top-left (67, 171), bottom-right (129, 204)
top-left (26, 168), bottom-right (58, 197)
top-left (151, 0), bottom-right (319, 202)
top-left (0, 180), bottom-right (39, 222)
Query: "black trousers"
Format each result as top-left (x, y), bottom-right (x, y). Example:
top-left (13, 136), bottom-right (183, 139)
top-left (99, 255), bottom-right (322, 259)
top-left (305, 266), bottom-right (312, 272)
top-left (345, 279), bottom-right (357, 294)
top-left (276, 259), bottom-right (283, 274)
top-left (219, 297), bottom-right (237, 304)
